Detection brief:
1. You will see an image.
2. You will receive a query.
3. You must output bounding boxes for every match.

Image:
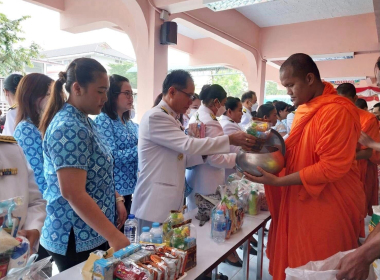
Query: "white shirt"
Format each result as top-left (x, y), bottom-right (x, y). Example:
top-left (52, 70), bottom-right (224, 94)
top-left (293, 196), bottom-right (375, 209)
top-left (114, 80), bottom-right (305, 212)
top-left (186, 105), bottom-right (237, 211)
top-left (220, 115), bottom-right (242, 180)
top-left (0, 140), bottom-right (46, 247)
top-left (182, 114), bottom-right (190, 129)
top-left (130, 100), bottom-right (231, 223)
top-left (287, 112), bottom-right (295, 134)
top-left (239, 106), bottom-right (252, 130)
top-left (2, 107), bottom-right (18, 136)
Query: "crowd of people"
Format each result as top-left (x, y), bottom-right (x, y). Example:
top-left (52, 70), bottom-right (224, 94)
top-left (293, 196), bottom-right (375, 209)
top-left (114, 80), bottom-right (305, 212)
top-left (2, 52), bottom-right (380, 280)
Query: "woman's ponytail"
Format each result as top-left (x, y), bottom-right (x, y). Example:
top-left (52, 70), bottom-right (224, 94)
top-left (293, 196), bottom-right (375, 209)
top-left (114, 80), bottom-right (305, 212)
top-left (39, 71), bottom-right (67, 137)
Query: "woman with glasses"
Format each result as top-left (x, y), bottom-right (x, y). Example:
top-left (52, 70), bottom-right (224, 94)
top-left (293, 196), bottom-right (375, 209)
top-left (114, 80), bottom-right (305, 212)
top-left (94, 74), bottom-right (138, 218)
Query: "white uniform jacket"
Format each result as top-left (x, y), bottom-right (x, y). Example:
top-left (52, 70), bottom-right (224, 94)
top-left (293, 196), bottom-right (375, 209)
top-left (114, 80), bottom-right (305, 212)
top-left (219, 115), bottom-right (242, 181)
top-left (239, 106), bottom-right (252, 130)
top-left (0, 140), bottom-right (46, 236)
top-left (2, 107), bottom-right (18, 136)
top-left (131, 100), bottom-right (231, 223)
top-left (186, 105), bottom-right (236, 210)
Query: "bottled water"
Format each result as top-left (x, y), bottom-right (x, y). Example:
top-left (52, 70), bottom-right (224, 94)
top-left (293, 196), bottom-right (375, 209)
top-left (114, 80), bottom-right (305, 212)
top-left (140, 227), bottom-right (153, 243)
top-left (150, 222), bottom-right (163, 244)
top-left (212, 210), bottom-right (227, 244)
top-left (124, 214), bottom-right (138, 243)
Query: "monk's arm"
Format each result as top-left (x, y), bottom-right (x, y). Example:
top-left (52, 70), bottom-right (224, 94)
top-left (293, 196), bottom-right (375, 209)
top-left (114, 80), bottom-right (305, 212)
top-left (244, 168), bottom-right (302, 187)
top-left (356, 148), bottom-right (373, 160)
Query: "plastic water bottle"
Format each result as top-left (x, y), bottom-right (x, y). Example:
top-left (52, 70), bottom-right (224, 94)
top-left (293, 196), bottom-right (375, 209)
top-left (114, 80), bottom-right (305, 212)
top-left (212, 210), bottom-right (227, 244)
top-left (140, 227), bottom-right (153, 243)
top-left (124, 214), bottom-right (138, 243)
top-left (150, 223), bottom-right (163, 244)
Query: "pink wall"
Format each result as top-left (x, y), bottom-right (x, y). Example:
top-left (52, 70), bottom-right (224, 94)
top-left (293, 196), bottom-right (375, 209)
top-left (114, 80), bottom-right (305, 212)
top-left (266, 52), bottom-right (380, 84)
top-left (261, 13), bottom-right (380, 59)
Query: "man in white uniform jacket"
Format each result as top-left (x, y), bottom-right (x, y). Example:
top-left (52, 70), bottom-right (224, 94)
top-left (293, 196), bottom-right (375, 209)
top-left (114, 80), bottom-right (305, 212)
top-left (0, 136), bottom-right (46, 252)
top-left (131, 70), bottom-right (257, 224)
top-left (239, 90), bottom-right (257, 129)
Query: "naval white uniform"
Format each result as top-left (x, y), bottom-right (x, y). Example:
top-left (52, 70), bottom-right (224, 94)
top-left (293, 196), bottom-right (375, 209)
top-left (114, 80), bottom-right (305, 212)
top-left (186, 105), bottom-right (237, 211)
top-left (239, 106), bottom-right (252, 130)
top-left (131, 100), bottom-right (231, 223)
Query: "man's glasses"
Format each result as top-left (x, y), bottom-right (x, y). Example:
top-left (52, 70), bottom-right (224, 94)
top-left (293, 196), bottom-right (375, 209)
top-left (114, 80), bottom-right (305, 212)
top-left (176, 88), bottom-right (196, 101)
top-left (117, 91), bottom-right (136, 98)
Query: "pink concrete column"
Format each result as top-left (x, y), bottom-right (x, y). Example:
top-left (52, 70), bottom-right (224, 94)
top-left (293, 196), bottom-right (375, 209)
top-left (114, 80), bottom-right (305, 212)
top-left (135, 5), bottom-right (168, 119)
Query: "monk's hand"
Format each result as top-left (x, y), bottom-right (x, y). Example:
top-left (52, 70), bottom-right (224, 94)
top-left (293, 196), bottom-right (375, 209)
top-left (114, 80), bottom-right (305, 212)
top-left (336, 250), bottom-right (370, 280)
top-left (243, 167), bottom-right (279, 186)
top-left (359, 131), bottom-right (374, 148)
top-left (228, 131), bottom-right (257, 151)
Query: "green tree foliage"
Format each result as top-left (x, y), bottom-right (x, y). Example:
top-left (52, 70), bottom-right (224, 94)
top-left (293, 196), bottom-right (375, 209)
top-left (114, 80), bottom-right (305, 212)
top-left (108, 61), bottom-right (137, 88)
top-left (211, 69), bottom-right (248, 97)
top-left (265, 80), bottom-right (287, 96)
top-left (0, 6), bottom-right (41, 76)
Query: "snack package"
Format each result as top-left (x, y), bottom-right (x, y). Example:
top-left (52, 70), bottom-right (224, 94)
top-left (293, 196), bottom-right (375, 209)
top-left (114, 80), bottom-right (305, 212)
top-left (93, 258), bottom-right (114, 280)
top-left (185, 113), bottom-right (206, 139)
top-left (162, 207), bottom-right (186, 246)
top-left (370, 206), bottom-right (380, 233)
top-left (114, 262), bottom-right (149, 280)
top-left (0, 197), bottom-right (24, 238)
top-left (170, 220), bottom-right (196, 251)
top-left (7, 236), bottom-right (30, 272)
top-left (4, 256), bottom-right (52, 280)
top-left (0, 229), bottom-right (20, 278)
top-left (244, 118), bottom-right (272, 152)
top-left (166, 248), bottom-right (187, 277)
top-left (114, 244), bottom-right (142, 259)
top-left (150, 255), bottom-right (169, 280)
top-left (127, 250), bottom-right (152, 263)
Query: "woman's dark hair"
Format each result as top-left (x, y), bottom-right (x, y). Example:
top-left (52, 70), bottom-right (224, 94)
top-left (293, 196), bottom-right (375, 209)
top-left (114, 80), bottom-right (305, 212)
top-left (287, 105), bottom-right (296, 112)
top-left (102, 74), bottom-right (131, 121)
top-left (4, 74), bottom-right (23, 94)
top-left (252, 104), bottom-right (275, 119)
top-left (224, 97), bottom-right (241, 115)
top-left (193, 93), bottom-right (200, 100)
top-left (153, 93), bottom-right (163, 107)
top-left (274, 101), bottom-right (288, 117)
top-left (199, 84), bottom-right (227, 106)
top-left (39, 58), bottom-right (107, 137)
top-left (162, 70), bottom-right (193, 95)
top-left (15, 73), bottom-right (53, 128)
top-left (375, 56), bottom-right (380, 72)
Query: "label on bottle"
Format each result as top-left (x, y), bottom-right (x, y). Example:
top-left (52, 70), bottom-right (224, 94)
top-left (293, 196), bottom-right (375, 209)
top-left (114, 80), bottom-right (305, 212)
top-left (216, 222), bottom-right (226, 232)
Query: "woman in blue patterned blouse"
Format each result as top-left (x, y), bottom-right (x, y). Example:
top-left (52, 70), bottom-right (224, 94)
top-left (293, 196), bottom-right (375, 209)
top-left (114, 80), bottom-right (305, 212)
top-left (94, 74), bottom-right (138, 216)
top-left (14, 73), bottom-right (53, 196)
top-left (39, 58), bottom-right (130, 272)
top-left (13, 73), bottom-right (53, 263)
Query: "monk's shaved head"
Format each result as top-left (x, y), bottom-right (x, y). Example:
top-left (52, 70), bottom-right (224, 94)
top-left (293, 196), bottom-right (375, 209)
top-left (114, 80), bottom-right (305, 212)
top-left (336, 83), bottom-right (356, 98)
top-left (280, 53), bottom-right (321, 81)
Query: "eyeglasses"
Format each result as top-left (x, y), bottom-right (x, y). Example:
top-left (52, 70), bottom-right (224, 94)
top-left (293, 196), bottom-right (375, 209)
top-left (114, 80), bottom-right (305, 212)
top-left (117, 91), bottom-right (136, 98)
top-left (176, 88), bottom-right (196, 101)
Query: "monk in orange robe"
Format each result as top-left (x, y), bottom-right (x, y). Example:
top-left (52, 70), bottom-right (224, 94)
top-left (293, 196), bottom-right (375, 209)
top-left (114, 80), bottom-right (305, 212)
top-left (245, 53), bottom-right (366, 280)
top-left (337, 83), bottom-right (380, 216)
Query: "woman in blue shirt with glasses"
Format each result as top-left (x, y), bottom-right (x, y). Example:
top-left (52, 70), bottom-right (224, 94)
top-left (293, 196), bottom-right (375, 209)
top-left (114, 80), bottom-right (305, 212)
top-left (94, 75), bottom-right (138, 216)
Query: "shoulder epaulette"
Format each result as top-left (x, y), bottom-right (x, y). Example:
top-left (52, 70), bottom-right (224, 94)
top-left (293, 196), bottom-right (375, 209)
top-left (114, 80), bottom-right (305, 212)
top-left (0, 136), bottom-right (17, 143)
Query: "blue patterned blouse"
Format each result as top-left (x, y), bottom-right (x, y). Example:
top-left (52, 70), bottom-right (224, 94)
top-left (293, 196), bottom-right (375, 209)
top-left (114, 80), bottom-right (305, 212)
top-left (94, 112), bottom-right (138, 196)
top-left (41, 103), bottom-right (115, 255)
top-left (14, 119), bottom-right (47, 195)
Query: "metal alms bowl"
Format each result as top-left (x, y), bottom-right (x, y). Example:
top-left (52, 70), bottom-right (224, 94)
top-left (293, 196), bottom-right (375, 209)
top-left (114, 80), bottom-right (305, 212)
top-left (236, 146), bottom-right (285, 177)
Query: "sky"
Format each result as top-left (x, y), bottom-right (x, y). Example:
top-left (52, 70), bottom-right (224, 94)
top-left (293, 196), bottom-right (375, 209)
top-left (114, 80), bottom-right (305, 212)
top-left (0, 0), bottom-right (189, 64)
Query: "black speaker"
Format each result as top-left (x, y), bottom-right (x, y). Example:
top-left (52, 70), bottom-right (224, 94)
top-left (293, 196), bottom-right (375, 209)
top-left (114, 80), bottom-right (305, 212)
top-left (160, 22), bottom-right (177, 45)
